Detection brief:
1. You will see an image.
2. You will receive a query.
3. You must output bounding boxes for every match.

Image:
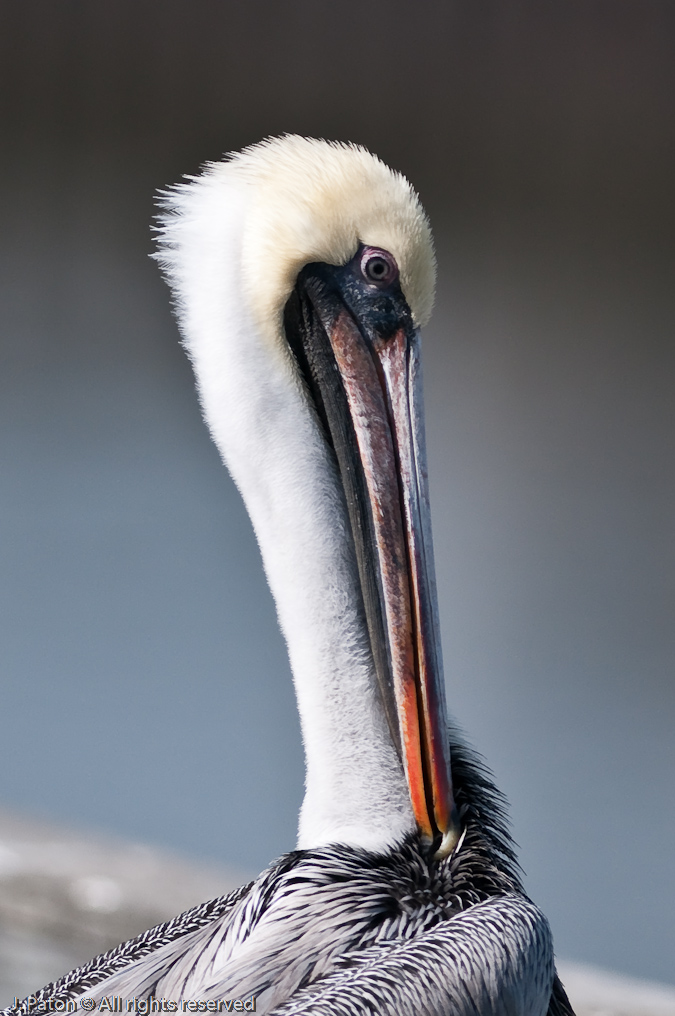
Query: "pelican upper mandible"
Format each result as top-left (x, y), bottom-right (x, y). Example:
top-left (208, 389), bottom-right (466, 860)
top-left (4, 137), bottom-right (575, 1016)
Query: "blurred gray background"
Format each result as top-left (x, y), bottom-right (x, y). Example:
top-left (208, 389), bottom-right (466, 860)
top-left (0, 0), bottom-right (673, 988)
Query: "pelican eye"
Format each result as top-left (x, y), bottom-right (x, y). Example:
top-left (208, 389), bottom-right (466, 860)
top-left (360, 247), bottom-right (399, 287)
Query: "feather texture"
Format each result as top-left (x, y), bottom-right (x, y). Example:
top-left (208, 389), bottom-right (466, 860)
top-left (3, 734), bottom-right (574, 1016)
top-left (156, 135), bottom-right (436, 352)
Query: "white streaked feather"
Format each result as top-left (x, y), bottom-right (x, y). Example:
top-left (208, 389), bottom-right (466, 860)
top-left (67, 849), bottom-right (553, 1016)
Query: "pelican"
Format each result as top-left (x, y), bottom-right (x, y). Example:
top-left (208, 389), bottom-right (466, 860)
top-left (5, 137), bottom-right (574, 1016)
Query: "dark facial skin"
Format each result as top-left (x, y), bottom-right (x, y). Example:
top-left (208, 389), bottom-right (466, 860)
top-left (308, 245), bottom-right (414, 346)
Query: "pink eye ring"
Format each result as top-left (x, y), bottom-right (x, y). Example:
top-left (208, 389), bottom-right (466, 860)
top-left (360, 247), bottom-right (399, 286)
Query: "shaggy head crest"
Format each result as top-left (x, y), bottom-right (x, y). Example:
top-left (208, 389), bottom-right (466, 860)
top-left (159, 136), bottom-right (436, 347)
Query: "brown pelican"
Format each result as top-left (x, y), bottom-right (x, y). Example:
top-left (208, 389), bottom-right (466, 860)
top-left (4, 137), bottom-right (574, 1016)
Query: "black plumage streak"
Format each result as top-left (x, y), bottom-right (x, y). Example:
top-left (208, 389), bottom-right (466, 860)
top-left (3, 733), bottom-right (574, 1016)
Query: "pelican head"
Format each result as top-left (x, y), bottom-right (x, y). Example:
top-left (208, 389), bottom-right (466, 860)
top-left (155, 135), bottom-right (459, 858)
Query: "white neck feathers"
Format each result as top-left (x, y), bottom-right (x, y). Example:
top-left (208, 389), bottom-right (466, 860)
top-left (155, 138), bottom-right (437, 852)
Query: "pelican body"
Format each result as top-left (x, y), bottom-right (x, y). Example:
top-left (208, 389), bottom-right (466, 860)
top-left (4, 138), bottom-right (574, 1016)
